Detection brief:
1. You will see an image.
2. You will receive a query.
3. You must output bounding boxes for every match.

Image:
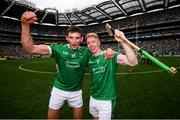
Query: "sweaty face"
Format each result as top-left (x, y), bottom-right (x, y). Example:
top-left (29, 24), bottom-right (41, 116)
top-left (66, 32), bottom-right (83, 50)
top-left (86, 37), bottom-right (101, 56)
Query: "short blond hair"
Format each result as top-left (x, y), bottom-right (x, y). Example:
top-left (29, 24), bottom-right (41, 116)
top-left (85, 32), bottom-right (99, 40)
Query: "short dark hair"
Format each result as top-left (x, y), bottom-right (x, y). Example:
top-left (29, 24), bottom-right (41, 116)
top-left (66, 26), bottom-right (83, 37)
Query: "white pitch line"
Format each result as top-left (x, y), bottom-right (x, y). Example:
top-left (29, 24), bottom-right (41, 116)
top-left (19, 62), bottom-right (180, 75)
top-left (19, 62), bottom-right (56, 74)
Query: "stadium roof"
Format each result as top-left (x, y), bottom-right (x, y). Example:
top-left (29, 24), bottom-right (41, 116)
top-left (28, 0), bottom-right (106, 13)
top-left (0, 0), bottom-right (180, 26)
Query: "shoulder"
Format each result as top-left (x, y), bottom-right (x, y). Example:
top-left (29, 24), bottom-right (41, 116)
top-left (49, 44), bottom-right (63, 54)
top-left (79, 46), bottom-right (87, 50)
top-left (50, 44), bottom-right (62, 48)
top-left (114, 52), bottom-right (120, 57)
top-left (51, 44), bottom-right (69, 50)
top-left (78, 46), bottom-right (89, 53)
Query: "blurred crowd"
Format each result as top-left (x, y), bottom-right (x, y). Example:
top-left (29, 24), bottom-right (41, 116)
top-left (0, 45), bottom-right (50, 60)
top-left (101, 37), bottom-right (180, 56)
top-left (1, 37), bottom-right (179, 60)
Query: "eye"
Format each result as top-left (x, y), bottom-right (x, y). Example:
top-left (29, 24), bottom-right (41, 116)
top-left (92, 40), bottom-right (96, 43)
top-left (68, 37), bottom-right (73, 39)
top-left (76, 37), bottom-right (81, 39)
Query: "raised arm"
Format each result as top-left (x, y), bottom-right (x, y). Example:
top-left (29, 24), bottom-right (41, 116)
top-left (21, 11), bottom-right (50, 55)
top-left (114, 29), bottom-right (138, 66)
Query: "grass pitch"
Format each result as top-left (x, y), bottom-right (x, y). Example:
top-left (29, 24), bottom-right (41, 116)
top-left (0, 57), bottom-right (180, 119)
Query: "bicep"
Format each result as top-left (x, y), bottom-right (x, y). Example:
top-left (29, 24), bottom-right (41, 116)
top-left (117, 54), bottom-right (133, 66)
top-left (31, 44), bottom-right (50, 55)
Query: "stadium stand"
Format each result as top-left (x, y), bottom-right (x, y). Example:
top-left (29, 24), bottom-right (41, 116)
top-left (0, 0), bottom-right (180, 59)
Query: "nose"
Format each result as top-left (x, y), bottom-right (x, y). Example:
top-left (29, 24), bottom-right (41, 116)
top-left (71, 38), bottom-right (77, 44)
top-left (72, 38), bottom-right (77, 42)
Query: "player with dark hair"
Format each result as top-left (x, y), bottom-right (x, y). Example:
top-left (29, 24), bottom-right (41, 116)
top-left (20, 11), bottom-right (114, 119)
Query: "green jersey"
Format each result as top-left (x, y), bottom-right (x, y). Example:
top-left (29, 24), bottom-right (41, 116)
top-left (50, 44), bottom-right (90, 91)
top-left (88, 51), bottom-right (119, 100)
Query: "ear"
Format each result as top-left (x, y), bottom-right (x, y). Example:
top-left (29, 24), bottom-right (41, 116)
top-left (98, 39), bottom-right (101, 46)
top-left (66, 36), bottom-right (68, 41)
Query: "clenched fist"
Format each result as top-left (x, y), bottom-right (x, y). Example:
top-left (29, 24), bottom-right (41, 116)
top-left (21, 11), bottom-right (38, 25)
top-left (114, 29), bottom-right (126, 43)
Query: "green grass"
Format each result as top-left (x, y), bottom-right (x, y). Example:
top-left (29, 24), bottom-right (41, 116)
top-left (0, 57), bottom-right (180, 119)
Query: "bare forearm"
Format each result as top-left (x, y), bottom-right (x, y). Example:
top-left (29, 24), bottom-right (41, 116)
top-left (114, 29), bottom-right (138, 66)
top-left (121, 41), bottom-right (138, 65)
top-left (21, 24), bottom-right (34, 53)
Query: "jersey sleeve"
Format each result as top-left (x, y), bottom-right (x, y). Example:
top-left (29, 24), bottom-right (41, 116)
top-left (48, 46), bottom-right (52, 55)
top-left (49, 44), bottom-right (62, 57)
top-left (114, 52), bottom-right (121, 64)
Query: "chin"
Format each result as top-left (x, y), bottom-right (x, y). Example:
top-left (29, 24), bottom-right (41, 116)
top-left (72, 47), bottom-right (78, 50)
top-left (91, 51), bottom-right (96, 54)
top-left (71, 46), bottom-right (78, 50)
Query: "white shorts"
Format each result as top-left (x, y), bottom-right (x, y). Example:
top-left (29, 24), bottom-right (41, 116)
top-left (49, 87), bottom-right (83, 110)
top-left (89, 96), bottom-right (112, 120)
